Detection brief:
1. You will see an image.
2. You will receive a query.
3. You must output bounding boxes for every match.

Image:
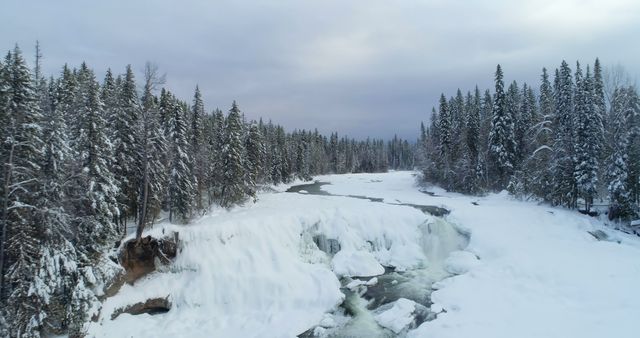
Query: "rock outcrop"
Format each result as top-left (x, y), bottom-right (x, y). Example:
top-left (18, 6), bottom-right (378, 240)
top-left (111, 296), bottom-right (172, 319)
top-left (118, 232), bottom-right (179, 284)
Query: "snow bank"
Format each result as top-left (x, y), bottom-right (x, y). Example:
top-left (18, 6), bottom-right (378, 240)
top-left (443, 250), bottom-right (480, 275)
top-left (331, 250), bottom-right (384, 277)
top-left (89, 171), bottom-right (640, 338)
top-left (373, 298), bottom-right (417, 333)
top-left (88, 175), bottom-right (431, 337)
top-left (319, 172), bottom-right (640, 338)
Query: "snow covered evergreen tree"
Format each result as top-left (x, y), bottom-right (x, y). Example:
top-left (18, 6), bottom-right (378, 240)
top-left (67, 67), bottom-right (121, 335)
top-left (113, 65), bottom-right (141, 228)
top-left (190, 86), bottom-right (206, 210)
top-left (101, 69), bottom-right (119, 141)
top-left (166, 93), bottom-right (195, 221)
top-left (607, 87), bottom-right (635, 219)
top-left (464, 87), bottom-right (481, 193)
top-left (136, 70), bottom-right (168, 239)
top-left (207, 108), bottom-right (225, 203)
top-left (437, 94), bottom-right (452, 187)
top-left (528, 68), bottom-right (555, 200)
top-left (551, 61), bottom-right (577, 207)
top-left (574, 64), bottom-right (601, 212)
top-left (219, 101), bottom-right (248, 207)
top-left (0, 46), bottom-right (45, 337)
top-left (488, 64), bottom-right (516, 189)
top-left (623, 87), bottom-right (640, 206)
top-left (71, 65), bottom-right (119, 247)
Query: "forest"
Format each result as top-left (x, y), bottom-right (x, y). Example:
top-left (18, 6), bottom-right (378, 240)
top-left (2, 45), bottom-right (639, 338)
top-left (0, 44), bottom-right (414, 337)
top-left (418, 59), bottom-right (640, 219)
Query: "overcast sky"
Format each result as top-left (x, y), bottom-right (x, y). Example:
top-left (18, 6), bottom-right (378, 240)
top-left (2, 0), bottom-right (639, 139)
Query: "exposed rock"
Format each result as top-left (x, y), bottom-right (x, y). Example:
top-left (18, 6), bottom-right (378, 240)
top-left (118, 232), bottom-right (179, 284)
top-left (102, 273), bottom-right (126, 300)
top-left (579, 209), bottom-right (599, 217)
top-left (111, 296), bottom-right (171, 320)
top-left (313, 234), bottom-right (341, 255)
top-left (401, 203), bottom-right (450, 217)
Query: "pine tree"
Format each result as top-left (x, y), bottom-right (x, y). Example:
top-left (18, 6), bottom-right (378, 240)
top-left (437, 94), bottom-right (452, 187)
top-left (136, 76), bottom-right (168, 239)
top-left (55, 65), bottom-right (76, 143)
top-left (624, 87), bottom-right (640, 205)
top-left (219, 101), bottom-right (248, 207)
top-left (607, 87), bottom-right (635, 219)
top-left (167, 94), bottom-right (195, 221)
top-left (488, 64), bottom-right (516, 189)
top-left (101, 69), bottom-right (119, 140)
top-left (0, 46), bottom-right (45, 337)
top-left (329, 132), bottom-right (339, 173)
top-left (246, 122), bottom-right (266, 191)
top-left (42, 77), bottom-right (70, 204)
top-left (528, 68), bottom-right (555, 200)
top-left (514, 83), bottom-right (533, 165)
top-left (190, 86), bottom-right (206, 210)
top-left (113, 65), bottom-right (141, 228)
top-left (574, 64), bottom-right (601, 211)
top-left (552, 61), bottom-right (577, 207)
top-left (72, 67), bottom-right (119, 246)
top-left (465, 87), bottom-right (481, 192)
top-left (207, 108), bottom-right (225, 202)
top-left (450, 89), bottom-right (465, 164)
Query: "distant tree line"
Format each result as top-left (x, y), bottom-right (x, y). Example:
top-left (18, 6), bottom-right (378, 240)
top-left (0, 44), bottom-right (415, 337)
top-left (419, 59), bottom-right (640, 220)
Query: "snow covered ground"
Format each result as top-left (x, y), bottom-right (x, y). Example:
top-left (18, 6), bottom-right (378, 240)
top-left (88, 171), bottom-right (640, 338)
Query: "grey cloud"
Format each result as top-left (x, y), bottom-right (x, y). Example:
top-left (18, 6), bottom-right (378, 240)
top-left (2, 0), bottom-right (639, 139)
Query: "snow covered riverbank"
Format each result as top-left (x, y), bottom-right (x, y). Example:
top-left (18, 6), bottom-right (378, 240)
top-left (88, 171), bottom-right (640, 338)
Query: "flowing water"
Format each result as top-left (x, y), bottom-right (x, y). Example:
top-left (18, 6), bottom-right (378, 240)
top-left (290, 181), bottom-right (468, 337)
top-left (286, 181), bottom-right (450, 217)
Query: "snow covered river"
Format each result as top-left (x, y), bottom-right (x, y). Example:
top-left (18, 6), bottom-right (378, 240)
top-left (89, 171), bottom-right (640, 338)
top-left (287, 180), bottom-right (468, 337)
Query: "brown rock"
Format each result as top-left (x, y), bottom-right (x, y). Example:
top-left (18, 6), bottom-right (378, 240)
top-left (118, 232), bottom-right (179, 284)
top-left (111, 296), bottom-right (172, 320)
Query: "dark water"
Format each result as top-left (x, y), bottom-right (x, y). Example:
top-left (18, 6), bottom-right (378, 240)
top-left (286, 181), bottom-right (450, 217)
top-left (290, 181), bottom-right (466, 337)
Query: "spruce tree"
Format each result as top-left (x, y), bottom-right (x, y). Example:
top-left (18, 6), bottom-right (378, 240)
top-left (528, 68), bottom-right (555, 200)
top-left (624, 87), bottom-right (640, 205)
top-left (465, 87), bottom-right (481, 192)
top-left (574, 64), bottom-right (601, 211)
top-left (113, 65), bottom-right (141, 228)
top-left (246, 122), bottom-right (266, 190)
top-left (488, 64), bottom-right (516, 189)
top-left (552, 61), bottom-right (577, 207)
top-left (607, 88), bottom-right (634, 219)
top-left (136, 78), bottom-right (168, 239)
top-left (437, 94), bottom-right (452, 187)
top-left (72, 67), bottom-right (119, 246)
top-left (219, 101), bottom-right (248, 207)
top-left (190, 86), bottom-right (206, 210)
top-left (101, 69), bottom-right (119, 140)
top-left (208, 108), bottom-right (225, 202)
top-left (167, 94), bottom-right (195, 221)
top-left (0, 46), bottom-right (45, 337)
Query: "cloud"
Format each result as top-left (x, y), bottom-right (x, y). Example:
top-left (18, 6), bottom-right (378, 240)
top-left (1, 0), bottom-right (639, 139)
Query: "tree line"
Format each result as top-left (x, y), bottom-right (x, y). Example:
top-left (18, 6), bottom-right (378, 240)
top-left (0, 44), bottom-right (415, 337)
top-left (419, 58), bottom-right (640, 220)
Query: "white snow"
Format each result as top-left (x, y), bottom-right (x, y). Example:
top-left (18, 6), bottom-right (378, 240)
top-left (88, 171), bottom-right (640, 338)
top-left (365, 277), bottom-right (378, 286)
top-left (319, 313), bottom-right (337, 328)
top-left (331, 250), bottom-right (384, 277)
top-left (373, 298), bottom-right (417, 333)
top-left (88, 172), bottom-right (431, 337)
top-left (443, 250), bottom-right (480, 275)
